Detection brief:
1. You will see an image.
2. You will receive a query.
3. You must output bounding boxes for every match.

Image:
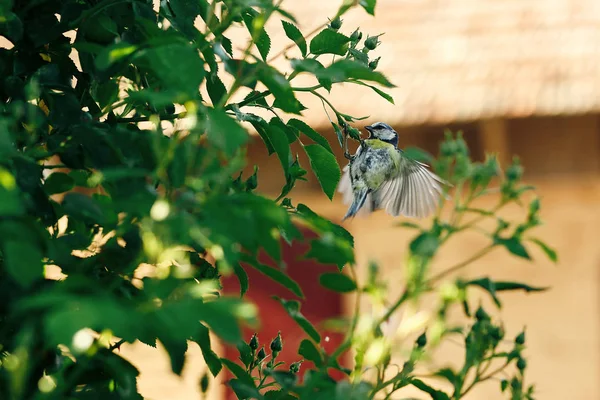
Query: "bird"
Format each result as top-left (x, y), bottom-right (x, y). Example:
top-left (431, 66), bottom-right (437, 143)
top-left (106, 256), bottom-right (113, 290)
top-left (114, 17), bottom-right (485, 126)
top-left (337, 122), bottom-right (448, 221)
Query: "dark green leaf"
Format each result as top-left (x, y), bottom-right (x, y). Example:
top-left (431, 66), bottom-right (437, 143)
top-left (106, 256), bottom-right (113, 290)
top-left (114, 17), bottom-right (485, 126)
top-left (319, 60), bottom-right (395, 87)
top-left (493, 281), bottom-right (548, 293)
top-left (411, 379), bottom-right (451, 400)
top-left (290, 58), bottom-right (325, 74)
top-left (242, 9), bottom-right (271, 61)
top-left (319, 273), bottom-right (357, 293)
top-left (298, 339), bottom-right (323, 366)
top-left (192, 323), bottom-right (222, 377)
top-left (205, 108), bottom-right (249, 156)
top-left (237, 341), bottom-right (253, 369)
top-left (494, 237), bottom-right (531, 260)
top-left (305, 238), bottom-right (354, 271)
top-left (288, 118), bottom-right (333, 153)
top-left (95, 42), bottom-right (138, 71)
top-left (275, 297), bottom-right (320, 343)
top-left (233, 263), bottom-right (249, 297)
top-left (303, 144), bottom-right (341, 200)
top-left (206, 74), bottom-right (227, 106)
top-left (221, 359), bottom-right (255, 387)
top-left (0, 169), bottom-right (24, 216)
top-left (528, 238), bottom-right (558, 263)
top-left (3, 241), bottom-right (43, 288)
top-left (243, 257), bottom-right (303, 298)
top-left (264, 122), bottom-right (291, 175)
top-left (229, 379), bottom-right (264, 400)
top-left (309, 29), bottom-right (350, 55)
top-left (282, 21), bottom-right (307, 56)
top-left (135, 43), bottom-right (205, 98)
top-left (44, 172), bottom-right (75, 195)
top-left (359, 0), bottom-right (377, 15)
top-left (409, 232), bottom-right (440, 259)
top-left (62, 193), bottom-right (105, 225)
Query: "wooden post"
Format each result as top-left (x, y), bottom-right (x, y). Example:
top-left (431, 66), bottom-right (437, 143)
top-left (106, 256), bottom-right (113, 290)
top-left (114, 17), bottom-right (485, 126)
top-left (478, 118), bottom-right (510, 168)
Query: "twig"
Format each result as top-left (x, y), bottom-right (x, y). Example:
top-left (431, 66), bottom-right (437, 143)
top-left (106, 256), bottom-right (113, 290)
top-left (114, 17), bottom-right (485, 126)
top-left (427, 245), bottom-right (494, 284)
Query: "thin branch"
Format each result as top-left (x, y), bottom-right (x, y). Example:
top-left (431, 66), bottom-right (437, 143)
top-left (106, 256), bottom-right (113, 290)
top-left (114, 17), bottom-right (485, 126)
top-left (428, 245), bottom-right (494, 284)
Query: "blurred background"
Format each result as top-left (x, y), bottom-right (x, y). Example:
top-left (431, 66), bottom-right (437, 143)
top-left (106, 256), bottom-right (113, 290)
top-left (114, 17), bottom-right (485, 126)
top-left (56, 0), bottom-right (600, 398)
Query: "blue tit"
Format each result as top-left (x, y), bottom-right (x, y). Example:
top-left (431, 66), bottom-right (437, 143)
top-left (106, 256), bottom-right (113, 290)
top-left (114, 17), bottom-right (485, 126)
top-left (337, 122), bottom-right (447, 220)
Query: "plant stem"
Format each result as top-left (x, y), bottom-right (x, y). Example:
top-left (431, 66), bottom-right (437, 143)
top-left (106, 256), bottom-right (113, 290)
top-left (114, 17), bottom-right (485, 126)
top-left (428, 245), bottom-right (494, 283)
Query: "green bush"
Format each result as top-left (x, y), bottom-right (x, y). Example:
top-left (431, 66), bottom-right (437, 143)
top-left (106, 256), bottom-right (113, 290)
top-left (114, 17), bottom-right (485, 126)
top-left (0, 1), bottom-right (555, 399)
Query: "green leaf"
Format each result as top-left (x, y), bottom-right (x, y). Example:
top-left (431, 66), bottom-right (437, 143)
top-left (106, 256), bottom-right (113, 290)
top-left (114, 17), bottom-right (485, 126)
top-left (319, 272), bottom-right (357, 293)
top-left (62, 193), bottom-right (105, 225)
top-left (528, 238), bottom-right (558, 263)
top-left (206, 74), bottom-right (227, 106)
top-left (409, 232), bottom-right (440, 259)
top-left (298, 339), bottom-right (323, 366)
top-left (230, 379), bottom-right (264, 400)
top-left (233, 263), bottom-right (249, 297)
top-left (319, 60), bottom-right (395, 87)
top-left (44, 172), bottom-right (75, 195)
top-left (192, 323), bottom-right (222, 377)
top-left (466, 278), bottom-right (547, 309)
top-left (411, 379), bottom-right (451, 400)
top-left (359, 0), bottom-right (377, 15)
top-left (242, 9), bottom-right (271, 61)
top-left (135, 43), bottom-right (205, 98)
top-left (275, 297), bottom-right (320, 343)
top-left (349, 80), bottom-right (395, 104)
top-left (282, 21), bottom-right (307, 56)
top-left (303, 144), bottom-right (341, 200)
top-left (237, 341), bottom-right (254, 369)
top-left (221, 359), bottom-right (255, 387)
top-left (494, 237), bottom-right (531, 260)
top-left (257, 65), bottom-right (304, 114)
top-left (95, 42), bottom-right (137, 71)
top-left (3, 241), bottom-right (43, 288)
top-left (264, 122), bottom-right (291, 175)
top-left (0, 168), bottom-right (24, 216)
top-left (290, 58), bottom-right (325, 74)
top-left (305, 238), bottom-right (354, 271)
top-left (243, 256), bottom-right (303, 298)
top-left (205, 108), bottom-right (249, 156)
top-left (309, 29), bottom-right (350, 55)
top-left (288, 119), bottom-right (332, 153)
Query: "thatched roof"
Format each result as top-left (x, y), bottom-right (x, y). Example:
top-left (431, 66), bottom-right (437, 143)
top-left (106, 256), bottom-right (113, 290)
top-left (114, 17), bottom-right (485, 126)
top-left (263, 0), bottom-right (600, 128)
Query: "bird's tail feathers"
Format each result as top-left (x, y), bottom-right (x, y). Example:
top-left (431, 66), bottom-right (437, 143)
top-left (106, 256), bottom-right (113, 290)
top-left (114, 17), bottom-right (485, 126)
top-left (343, 188), bottom-right (369, 221)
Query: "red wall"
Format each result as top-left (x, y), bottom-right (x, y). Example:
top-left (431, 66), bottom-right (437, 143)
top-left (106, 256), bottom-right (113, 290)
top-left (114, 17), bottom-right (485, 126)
top-left (221, 229), bottom-right (346, 399)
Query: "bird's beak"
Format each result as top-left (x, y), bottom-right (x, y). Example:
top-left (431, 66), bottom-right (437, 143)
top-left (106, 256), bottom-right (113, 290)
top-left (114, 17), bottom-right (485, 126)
top-left (365, 125), bottom-right (373, 133)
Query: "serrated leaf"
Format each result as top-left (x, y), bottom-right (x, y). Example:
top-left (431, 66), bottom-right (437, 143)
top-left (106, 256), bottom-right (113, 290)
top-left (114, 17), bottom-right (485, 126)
top-left (303, 144), bottom-right (341, 200)
top-left (192, 323), bottom-right (222, 377)
top-left (237, 341), bottom-right (253, 368)
top-left (528, 238), bottom-right (558, 263)
top-left (494, 237), bottom-right (530, 260)
top-left (282, 21), bottom-right (307, 56)
top-left (298, 339), bottom-right (323, 366)
top-left (275, 297), bottom-right (320, 343)
top-left (221, 359), bottom-right (255, 387)
top-left (206, 74), bottom-right (227, 106)
top-left (205, 108), bottom-right (249, 156)
top-left (242, 256), bottom-right (303, 298)
top-left (318, 60), bottom-right (394, 87)
top-left (319, 272), bottom-right (357, 293)
top-left (242, 9), bottom-right (271, 61)
top-left (288, 119), bottom-right (332, 153)
top-left (309, 29), bottom-right (350, 55)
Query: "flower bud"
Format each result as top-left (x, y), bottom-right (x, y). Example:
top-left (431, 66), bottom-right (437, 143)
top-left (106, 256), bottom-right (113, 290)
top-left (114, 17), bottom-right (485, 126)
top-left (515, 331), bottom-right (526, 345)
top-left (249, 333), bottom-right (259, 351)
top-left (270, 332), bottom-right (283, 353)
top-left (368, 57), bottom-right (380, 70)
top-left (364, 35), bottom-right (380, 50)
top-left (329, 17), bottom-right (342, 30)
top-left (256, 346), bottom-right (266, 361)
top-left (289, 360), bottom-right (303, 374)
top-left (475, 306), bottom-right (490, 321)
top-left (416, 332), bottom-right (427, 348)
top-left (517, 357), bottom-right (527, 371)
top-left (350, 29), bottom-right (362, 43)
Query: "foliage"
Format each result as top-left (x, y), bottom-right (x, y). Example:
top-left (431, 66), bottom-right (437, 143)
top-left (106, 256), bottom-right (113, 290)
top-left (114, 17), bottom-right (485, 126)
top-left (0, 1), bottom-right (555, 400)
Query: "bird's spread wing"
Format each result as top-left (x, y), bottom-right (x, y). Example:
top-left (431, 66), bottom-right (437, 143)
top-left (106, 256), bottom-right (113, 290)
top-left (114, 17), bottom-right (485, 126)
top-left (372, 156), bottom-right (447, 218)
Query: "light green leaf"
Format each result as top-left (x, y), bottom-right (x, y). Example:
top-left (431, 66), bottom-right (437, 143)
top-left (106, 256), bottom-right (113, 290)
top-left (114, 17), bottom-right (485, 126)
top-left (95, 42), bottom-right (137, 71)
top-left (242, 9), bottom-right (271, 61)
top-left (528, 238), bottom-right (558, 263)
top-left (319, 272), bottom-right (357, 293)
top-left (303, 144), bottom-right (341, 200)
top-left (205, 108), bottom-right (249, 156)
top-left (309, 29), bottom-right (350, 55)
top-left (282, 21), bottom-right (307, 56)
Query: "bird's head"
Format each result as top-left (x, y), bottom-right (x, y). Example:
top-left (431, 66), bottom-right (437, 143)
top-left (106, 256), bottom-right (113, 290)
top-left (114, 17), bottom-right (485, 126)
top-left (365, 122), bottom-right (398, 146)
